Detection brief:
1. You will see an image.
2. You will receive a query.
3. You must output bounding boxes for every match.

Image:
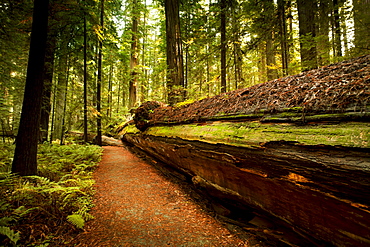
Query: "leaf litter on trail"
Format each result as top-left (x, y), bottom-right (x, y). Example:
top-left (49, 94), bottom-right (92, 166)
top-left (70, 146), bottom-right (249, 246)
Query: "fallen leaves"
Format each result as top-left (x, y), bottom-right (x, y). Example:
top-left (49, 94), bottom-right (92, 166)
top-left (70, 146), bottom-right (248, 246)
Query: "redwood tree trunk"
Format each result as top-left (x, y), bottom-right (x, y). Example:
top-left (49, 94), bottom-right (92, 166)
top-left (353, 0), bottom-right (370, 54)
top-left (277, 0), bottom-right (288, 76)
top-left (12, 0), bottom-right (49, 176)
top-left (317, 0), bottom-right (330, 66)
top-left (83, 14), bottom-right (88, 143)
top-left (220, 0), bottom-right (226, 93)
top-left (129, 0), bottom-right (139, 109)
top-left (333, 0), bottom-right (342, 57)
top-left (165, 0), bottom-right (185, 105)
top-left (96, 0), bottom-right (104, 146)
top-left (297, 0), bottom-right (317, 71)
top-left (40, 31), bottom-right (56, 143)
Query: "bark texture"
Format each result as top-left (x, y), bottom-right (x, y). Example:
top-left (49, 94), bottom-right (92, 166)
top-left (121, 55), bottom-right (370, 246)
top-left (165, 0), bottom-right (185, 105)
top-left (296, 0), bottom-right (317, 70)
top-left (134, 55), bottom-right (370, 129)
top-left (12, 0), bottom-right (50, 175)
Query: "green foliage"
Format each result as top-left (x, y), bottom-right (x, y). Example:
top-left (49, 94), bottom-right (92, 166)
top-left (0, 145), bottom-right (13, 173)
top-left (67, 214), bottom-right (85, 229)
top-left (174, 96), bottom-right (207, 108)
top-left (0, 143), bottom-right (103, 246)
top-left (0, 226), bottom-right (20, 246)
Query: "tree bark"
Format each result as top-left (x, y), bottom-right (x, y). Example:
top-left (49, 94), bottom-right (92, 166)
top-left (122, 56), bottom-right (370, 247)
top-left (220, 0), bottom-right (227, 93)
top-left (12, 0), bottom-right (49, 176)
top-left (266, 33), bottom-right (277, 81)
top-left (122, 131), bottom-right (370, 247)
top-left (107, 64), bottom-right (113, 118)
top-left (165, 0), bottom-right (185, 105)
top-left (230, 1), bottom-right (243, 89)
top-left (277, 0), bottom-right (288, 76)
top-left (263, 0), bottom-right (277, 81)
top-left (53, 36), bottom-right (68, 141)
top-left (296, 0), bottom-right (318, 71)
top-left (141, 0), bottom-right (148, 103)
top-left (40, 31), bottom-right (56, 143)
top-left (83, 14), bottom-right (88, 143)
top-left (332, 0), bottom-right (342, 57)
top-left (317, 0), bottom-right (331, 66)
top-left (96, 0), bottom-right (104, 146)
top-left (129, 0), bottom-right (139, 109)
top-left (353, 0), bottom-right (370, 54)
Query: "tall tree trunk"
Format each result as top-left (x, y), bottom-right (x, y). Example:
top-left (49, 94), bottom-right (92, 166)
top-left (220, 0), bottom-right (227, 94)
top-left (53, 42), bottom-right (68, 141)
top-left (165, 0), bottom-right (185, 105)
top-left (141, 0), bottom-right (147, 103)
top-left (60, 58), bottom-right (69, 145)
top-left (332, 0), bottom-right (342, 57)
top-left (296, 0), bottom-right (318, 71)
top-left (184, 13), bottom-right (189, 96)
top-left (317, 0), bottom-right (331, 66)
top-left (341, 16), bottom-right (349, 54)
top-left (206, 44), bottom-right (210, 97)
top-left (96, 0), bottom-right (104, 146)
top-left (259, 43), bottom-right (267, 82)
top-left (107, 64), bottom-right (113, 118)
top-left (266, 32), bottom-right (277, 80)
top-left (353, 0), bottom-right (370, 55)
top-left (231, 1), bottom-right (243, 89)
top-left (12, 0), bottom-right (49, 176)
top-left (40, 31), bottom-right (56, 143)
top-left (277, 0), bottom-right (288, 76)
top-left (263, 0), bottom-right (277, 81)
top-left (129, 0), bottom-right (139, 109)
top-left (83, 14), bottom-right (88, 143)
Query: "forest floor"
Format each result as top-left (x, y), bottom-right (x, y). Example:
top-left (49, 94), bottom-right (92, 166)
top-left (69, 145), bottom-right (251, 246)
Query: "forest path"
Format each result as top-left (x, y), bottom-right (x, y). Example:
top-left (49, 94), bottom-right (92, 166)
top-left (72, 146), bottom-right (247, 246)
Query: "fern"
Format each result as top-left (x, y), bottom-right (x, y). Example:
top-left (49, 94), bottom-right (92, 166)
top-left (0, 226), bottom-right (20, 246)
top-left (0, 217), bottom-right (13, 226)
top-left (0, 143), bottom-right (103, 245)
top-left (12, 206), bottom-right (39, 220)
top-left (67, 214), bottom-right (85, 229)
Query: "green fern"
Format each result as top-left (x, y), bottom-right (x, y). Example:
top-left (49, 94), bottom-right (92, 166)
top-left (12, 206), bottom-right (39, 220)
top-left (0, 143), bottom-right (103, 245)
top-left (0, 226), bottom-right (20, 246)
top-left (67, 214), bottom-right (85, 229)
top-left (0, 216), bottom-right (13, 226)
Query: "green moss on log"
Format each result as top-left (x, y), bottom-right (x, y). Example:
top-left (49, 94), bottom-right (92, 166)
top-left (121, 124), bottom-right (140, 135)
top-left (142, 122), bottom-right (370, 148)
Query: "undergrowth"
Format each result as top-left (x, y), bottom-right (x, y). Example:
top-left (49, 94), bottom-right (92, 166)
top-left (0, 142), bottom-right (103, 246)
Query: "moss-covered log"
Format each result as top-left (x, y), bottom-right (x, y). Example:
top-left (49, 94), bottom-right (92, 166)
top-left (121, 55), bottom-right (370, 246)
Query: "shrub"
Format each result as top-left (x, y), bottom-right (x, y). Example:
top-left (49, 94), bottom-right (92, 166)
top-left (0, 143), bottom-right (103, 246)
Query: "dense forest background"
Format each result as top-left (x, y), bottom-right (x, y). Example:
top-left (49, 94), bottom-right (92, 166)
top-left (1, 0), bottom-right (369, 143)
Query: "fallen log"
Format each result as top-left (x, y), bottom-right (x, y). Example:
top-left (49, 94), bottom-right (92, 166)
top-left (121, 55), bottom-right (370, 246)
top-left (65, 131), bottom-right (122, 146)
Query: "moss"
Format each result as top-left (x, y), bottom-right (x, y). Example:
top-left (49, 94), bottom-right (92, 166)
top-left (144, 121), bottom-right (370, 148)
top-left (123, 124), bottom-right (140, 134)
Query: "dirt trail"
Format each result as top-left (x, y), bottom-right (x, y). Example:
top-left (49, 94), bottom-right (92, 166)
top-left (72, 146), bottom-right (247, 246)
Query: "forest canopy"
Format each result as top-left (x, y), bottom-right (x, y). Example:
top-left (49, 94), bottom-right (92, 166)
top-left (0, 0), bottom-right (369, 143)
